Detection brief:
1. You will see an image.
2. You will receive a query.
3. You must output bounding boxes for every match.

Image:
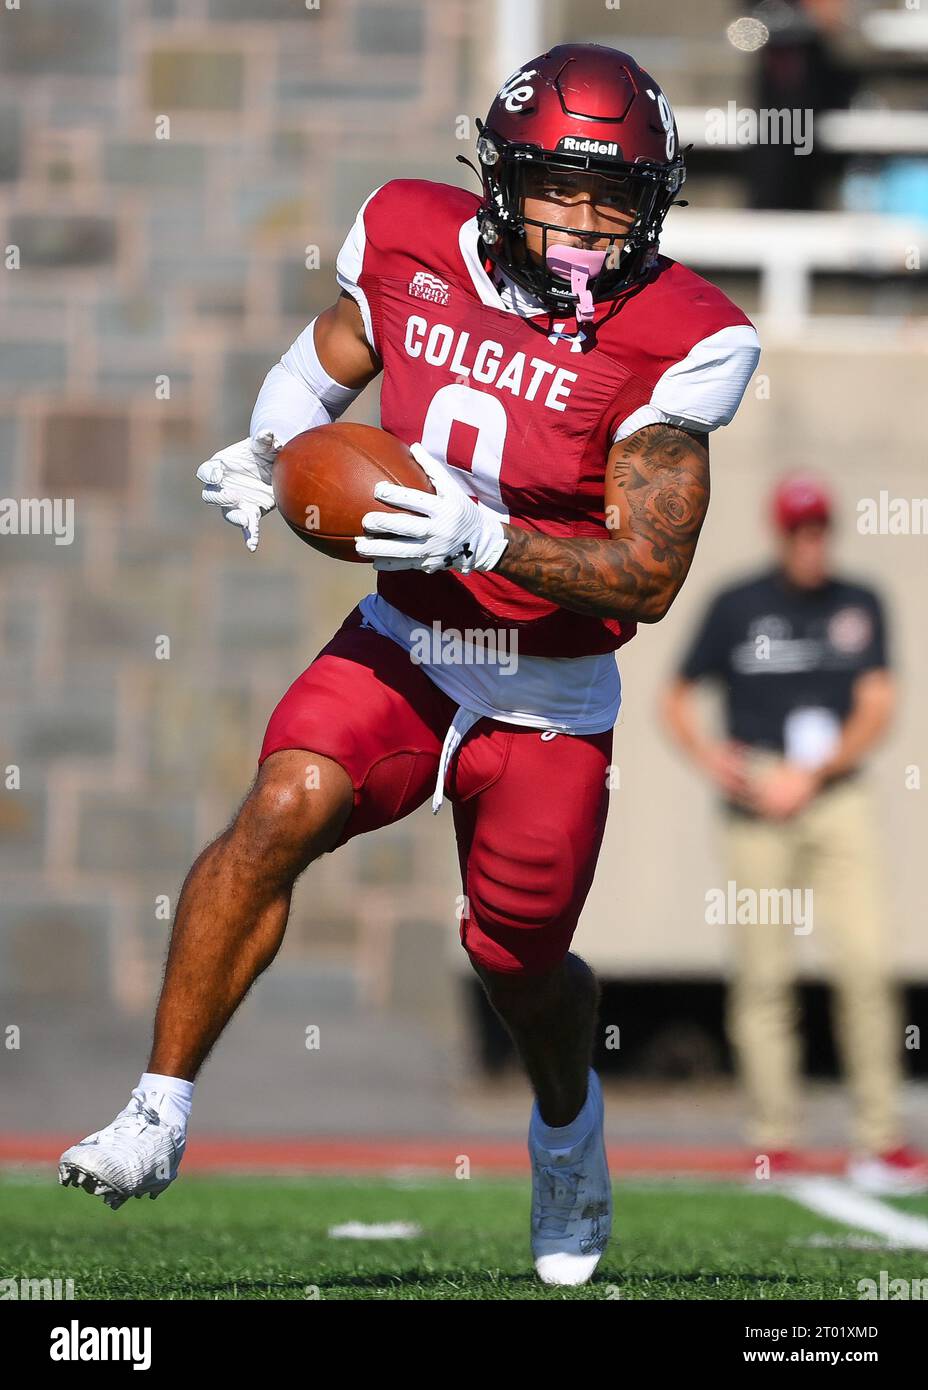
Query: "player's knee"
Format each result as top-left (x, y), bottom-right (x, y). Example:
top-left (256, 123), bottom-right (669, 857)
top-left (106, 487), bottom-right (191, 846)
top-left (463, 921), bottom-right (573, 977)
top-left (235, 751), bottom-right (353, 863)
top-left (461, 877), bottom-right (576, 978)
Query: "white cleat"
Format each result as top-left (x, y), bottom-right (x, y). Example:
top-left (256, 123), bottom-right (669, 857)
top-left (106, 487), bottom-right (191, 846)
top-left (58, 1089), bottom-right (186, 1211)
top-left (530, 1069), bottom-right (611, 1287)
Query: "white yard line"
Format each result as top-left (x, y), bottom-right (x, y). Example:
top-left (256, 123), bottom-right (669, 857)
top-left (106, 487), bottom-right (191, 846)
top-left (783, 1177), bottom-right (928, 1250)
top-left (792, 1234), bottom-right (909, 1251)
top-left (328, 1221), bottom-right (422, 1240)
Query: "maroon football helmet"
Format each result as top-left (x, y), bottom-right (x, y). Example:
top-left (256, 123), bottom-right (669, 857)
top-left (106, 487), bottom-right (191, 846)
top-left (475, 44), bottom-right (686, 317)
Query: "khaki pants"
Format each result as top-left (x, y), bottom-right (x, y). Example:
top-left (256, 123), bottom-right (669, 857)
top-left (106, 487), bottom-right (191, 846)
top-left (723, 760), bottom-right (902, 1154)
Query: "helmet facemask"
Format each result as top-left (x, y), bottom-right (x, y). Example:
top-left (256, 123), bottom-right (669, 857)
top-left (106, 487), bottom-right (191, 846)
top-left (476, 124), bottom-right (685, 319)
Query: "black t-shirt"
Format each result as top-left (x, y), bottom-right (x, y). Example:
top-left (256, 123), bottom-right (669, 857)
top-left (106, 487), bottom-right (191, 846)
top-left (679, 568), bottom-right (889, 752)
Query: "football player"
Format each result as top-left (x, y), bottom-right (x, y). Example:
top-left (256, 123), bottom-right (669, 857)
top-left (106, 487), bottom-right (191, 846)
top-left (60, 45), bottom-right (760, 1287)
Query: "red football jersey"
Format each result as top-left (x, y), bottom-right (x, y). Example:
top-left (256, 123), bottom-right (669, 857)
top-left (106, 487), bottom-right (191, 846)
top-left (337, 179), bottom-right (759, 659)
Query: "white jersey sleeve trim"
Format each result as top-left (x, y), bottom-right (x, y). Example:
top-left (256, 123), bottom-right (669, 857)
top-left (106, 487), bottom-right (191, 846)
top-left (335, 186), bottom-right (382, 353)
top-left (613, 324), bottom-right (760, 441)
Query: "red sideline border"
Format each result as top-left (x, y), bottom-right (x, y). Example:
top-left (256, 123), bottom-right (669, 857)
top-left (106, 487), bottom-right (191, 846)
top-left (1, 1135), bottom-right (848, 1177)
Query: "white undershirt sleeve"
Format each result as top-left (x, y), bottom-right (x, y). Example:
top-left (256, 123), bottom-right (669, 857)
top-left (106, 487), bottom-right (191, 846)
top-left (614, 324), bottom-right (761, 441)
top-left (250, 189), bottom-right (386, 444)
top-left (249, 317), bottom-right (362, 445)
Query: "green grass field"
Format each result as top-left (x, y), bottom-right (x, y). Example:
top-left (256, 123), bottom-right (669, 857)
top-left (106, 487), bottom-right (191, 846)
top-left (3, 1173), bottom-right (928, 1300)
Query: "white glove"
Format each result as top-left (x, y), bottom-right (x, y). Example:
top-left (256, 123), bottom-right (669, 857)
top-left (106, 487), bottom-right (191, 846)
top-left (196, 430), bottom-right (281, 552)
top-left (356, 443), bottom-right (508, 574)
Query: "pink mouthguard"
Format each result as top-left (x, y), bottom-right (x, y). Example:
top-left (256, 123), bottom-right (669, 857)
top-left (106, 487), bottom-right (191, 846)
top-left (545, 246), bottom-right (606, 322)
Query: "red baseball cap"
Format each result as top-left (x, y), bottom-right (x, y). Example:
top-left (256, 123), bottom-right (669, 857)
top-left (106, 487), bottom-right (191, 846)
top-left (772, 475), bottom-right (832, 532)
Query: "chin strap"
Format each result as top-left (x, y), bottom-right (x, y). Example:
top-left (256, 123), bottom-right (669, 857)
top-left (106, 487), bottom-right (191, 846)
top-left (545, 246), bottom-right (607, 325)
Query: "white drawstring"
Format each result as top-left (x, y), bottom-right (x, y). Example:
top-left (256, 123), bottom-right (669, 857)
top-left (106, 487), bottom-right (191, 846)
top-left (432, 707), bottom-right (482, 813)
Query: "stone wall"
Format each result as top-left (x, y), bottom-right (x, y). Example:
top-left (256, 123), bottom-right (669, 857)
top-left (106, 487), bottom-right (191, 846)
top-left (0, 0), bottom-right (481, 1015)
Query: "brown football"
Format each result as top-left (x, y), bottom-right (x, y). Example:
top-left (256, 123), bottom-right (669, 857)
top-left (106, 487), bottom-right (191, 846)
top-left (272, 422), bottom-right (434, 562)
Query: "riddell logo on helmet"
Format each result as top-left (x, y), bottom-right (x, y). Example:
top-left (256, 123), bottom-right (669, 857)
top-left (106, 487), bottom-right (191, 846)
top-left (557, 136), bottom-right (621, 158)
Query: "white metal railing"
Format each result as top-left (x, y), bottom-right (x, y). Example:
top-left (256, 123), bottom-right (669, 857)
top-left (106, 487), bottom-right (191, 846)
top-left (660, 208), bottom-right (928, 332)
top-left (675, 106), bottom-right (928, 155)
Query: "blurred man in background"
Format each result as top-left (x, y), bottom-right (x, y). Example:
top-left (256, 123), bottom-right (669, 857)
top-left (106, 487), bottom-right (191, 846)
top-left (746, 0), bottom-right (858, 210)
top-left (661, 475), bottom-right (926, 1192)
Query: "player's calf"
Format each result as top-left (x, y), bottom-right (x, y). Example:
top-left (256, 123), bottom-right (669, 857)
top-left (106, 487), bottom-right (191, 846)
top-left (147, 750), bottom-right (353, 1079)
top-left (60, 750), bottom-right (354, 1209)
top-left (473, 954), bottom-right (598, 1128)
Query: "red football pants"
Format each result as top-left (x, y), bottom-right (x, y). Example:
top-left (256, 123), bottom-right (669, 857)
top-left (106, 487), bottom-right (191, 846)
top-left (259, 608), bottom-right (613, 974)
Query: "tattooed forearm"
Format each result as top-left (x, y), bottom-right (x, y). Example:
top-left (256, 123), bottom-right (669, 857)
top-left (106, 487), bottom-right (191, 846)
top-left (496, 526), bottom-right (656, 619)
top-left (494, 424), bottom-right (710, 621)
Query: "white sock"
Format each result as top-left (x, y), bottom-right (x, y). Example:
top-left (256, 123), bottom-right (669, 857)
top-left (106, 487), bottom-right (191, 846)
top-left (531, 1070), bottom-right (598, 1152)
top-left (137, 1072), bottom-right (195, 1129)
